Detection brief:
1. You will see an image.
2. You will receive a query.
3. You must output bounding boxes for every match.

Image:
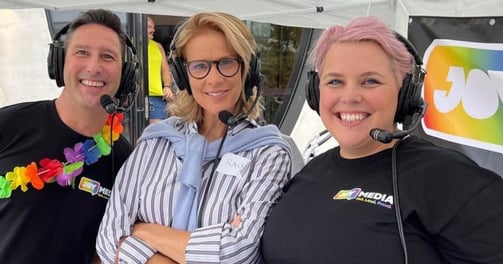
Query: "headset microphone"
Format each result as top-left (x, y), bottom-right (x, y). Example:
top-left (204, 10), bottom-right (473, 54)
top-left (370, 129), bottom-right (410, 144)
top-left (100, 95), bottom-right (118, 114)
top-left (217, 74), bottom-right (265, 128)
top-left (370, 102), bottom-right (428, 144)
top-left (218, 110), bottom-right (239, 127)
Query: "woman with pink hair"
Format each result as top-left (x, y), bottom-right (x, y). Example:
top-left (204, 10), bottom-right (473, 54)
top-left (261, 16), bottom-right (503, 264)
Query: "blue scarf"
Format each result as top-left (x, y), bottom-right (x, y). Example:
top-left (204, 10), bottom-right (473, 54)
top-left (138, 116), bottom-right (291, 231)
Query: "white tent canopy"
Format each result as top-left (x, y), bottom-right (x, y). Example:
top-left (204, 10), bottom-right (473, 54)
top-left (1, 0), bottom-right (503, 30)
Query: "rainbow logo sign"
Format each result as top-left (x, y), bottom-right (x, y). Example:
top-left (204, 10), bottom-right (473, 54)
top-left (422, 39), bottom-right (503, 154)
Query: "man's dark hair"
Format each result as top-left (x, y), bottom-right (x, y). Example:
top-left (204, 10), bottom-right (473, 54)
top-left (66, 9), bottom-right (127, 54)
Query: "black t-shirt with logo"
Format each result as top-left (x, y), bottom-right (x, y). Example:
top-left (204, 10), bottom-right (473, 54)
top-left (261, 136), bottom-right (503, 264)
top-left (0, 100), bottom-right (132, 264)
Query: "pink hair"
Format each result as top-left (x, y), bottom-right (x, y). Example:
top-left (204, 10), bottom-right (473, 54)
top-left (310, 16), bottom-right (414, 81)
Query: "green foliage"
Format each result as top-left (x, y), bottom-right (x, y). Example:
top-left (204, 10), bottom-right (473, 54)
top-left (250, 23), bottom-right (304, 124)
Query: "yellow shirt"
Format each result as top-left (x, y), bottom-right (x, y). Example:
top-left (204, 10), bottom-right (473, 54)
top-left (148, 39), bottom-right (164, 96)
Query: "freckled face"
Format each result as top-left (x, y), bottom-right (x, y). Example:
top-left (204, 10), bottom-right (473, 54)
top-left (184, 28), bottom-right (243, 120)
top-left (62, 23), bottom-right (123, 110)
top-left (318, 41), bottom-right (400, 158)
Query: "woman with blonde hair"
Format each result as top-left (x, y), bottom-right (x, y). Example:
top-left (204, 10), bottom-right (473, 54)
top-left (97, 11), bottom-right (292, 264)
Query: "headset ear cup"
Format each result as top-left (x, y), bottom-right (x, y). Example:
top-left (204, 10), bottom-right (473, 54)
top-left (393, 31), bottom-right (426, 127)
top-left (305, 70), bottom-right (320, 115)
top-left (47, 44), bottom-right (56, 80)
top-left (395, 71), bottom-right (424, 128)
top-left (394, 73), bottom-right (411, 123)
top-left (117, 62), bottom-right (133, 97)
top-left (48, 24), bottom-right (70, 88)
top-left (55, 45), bottom-right (65, 87)
top-left (116, 61), bottom-right (139, 109)
top-left (47, 43), bottom-right (65, 87)
top-left (244, 54), bottom-right (261, 99)
top-left (169, 56), bottom-right (191, 94)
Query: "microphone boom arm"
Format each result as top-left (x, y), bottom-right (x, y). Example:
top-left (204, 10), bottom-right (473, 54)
top-left (370, 102), bottom-right (428, 144)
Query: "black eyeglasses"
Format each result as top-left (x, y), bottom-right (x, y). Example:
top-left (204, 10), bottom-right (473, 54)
top-left (186, 57), bottom-right (242, 79)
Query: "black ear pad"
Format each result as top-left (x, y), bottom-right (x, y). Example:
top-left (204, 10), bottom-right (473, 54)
top-left (394, 67), bottom-right (424, 128)
top-left (168, 21), bottom-right (192, 94)
top-left (47, 43), bottom-right (65, 87)
top-left (115, 60), bottom-right (139, 109)
top-left (48, 24), bottom-right (70, 87)
top-left (244, 53), bottom-right (262, 100)
top-left (115, 35), bottom-right (140, 111)
top-left (305, 69), bottom-right (320, 114)
top-left (395, 74), bottom-right (412, 124)
top-left (169, 55), bottom-right (191, 94)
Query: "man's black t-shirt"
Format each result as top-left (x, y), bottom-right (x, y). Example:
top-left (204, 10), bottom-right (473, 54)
top-left (0, 100), bottom-right (132, 264)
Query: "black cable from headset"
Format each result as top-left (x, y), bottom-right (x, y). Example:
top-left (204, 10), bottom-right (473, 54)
top-left (392, 138), bottom-right (408, 264)
top-left (198, 127), bottom-right (228, 225)
top-left (110, 112), bottom-right (117, 177)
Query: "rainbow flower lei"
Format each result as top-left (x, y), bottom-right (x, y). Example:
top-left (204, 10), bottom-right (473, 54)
top-left (0, 113), bottom-right (125, 199)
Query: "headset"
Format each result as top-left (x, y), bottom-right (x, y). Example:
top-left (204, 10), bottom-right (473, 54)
top-left (168, 22), bottom-right (263, 100)
top-left (305, 31), bottom-right (426, 131)
top-left (47, 23), bottom-right (139, 111)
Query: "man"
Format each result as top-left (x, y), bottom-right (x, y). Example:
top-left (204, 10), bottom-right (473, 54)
top-left (0, 9), bottom-right (133, 264)
top-left (147, 16), bottom-right (173, 124)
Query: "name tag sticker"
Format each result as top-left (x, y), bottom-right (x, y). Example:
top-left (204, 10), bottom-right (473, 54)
top-left (216, 153), bottom-right (250, 178)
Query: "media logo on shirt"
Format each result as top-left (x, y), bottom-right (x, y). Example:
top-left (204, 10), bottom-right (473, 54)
top-left (333, 187), bottom-right (393, 209)
top-left (78, 176), bottom-right (111, 200)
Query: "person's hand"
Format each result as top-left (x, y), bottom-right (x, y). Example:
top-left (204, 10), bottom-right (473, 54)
top-left (132, 222), bottom-right (189, 264)
top-left (132, 222), bottom-right (158, 243)
top-left (230, 215), bottom-right (242, 228)
top-left (163, 87), bottom-right (174, 102)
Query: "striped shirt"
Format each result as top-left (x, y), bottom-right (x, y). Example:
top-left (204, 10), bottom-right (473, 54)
top-left (96, 121), bottom-right (292, 263)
